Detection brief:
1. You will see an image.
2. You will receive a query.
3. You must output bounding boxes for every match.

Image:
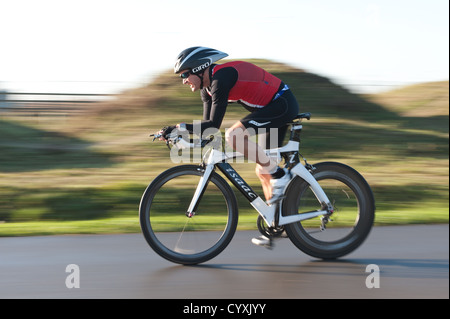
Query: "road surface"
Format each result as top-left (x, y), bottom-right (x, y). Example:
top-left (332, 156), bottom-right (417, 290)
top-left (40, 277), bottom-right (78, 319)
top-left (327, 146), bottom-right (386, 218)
top-left (0, 225), bottom-right (448, 299)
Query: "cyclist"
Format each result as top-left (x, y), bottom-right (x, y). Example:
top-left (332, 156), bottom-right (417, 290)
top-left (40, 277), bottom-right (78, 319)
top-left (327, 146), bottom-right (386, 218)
top-left (159, 47), bottom-right (299, 246)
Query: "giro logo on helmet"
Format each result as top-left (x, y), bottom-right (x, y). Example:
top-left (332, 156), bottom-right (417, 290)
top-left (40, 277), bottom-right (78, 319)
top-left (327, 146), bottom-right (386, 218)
top-left (174, 47), bottom-right (228, 74)
top-left (192, 61), bottom-right (211, 73)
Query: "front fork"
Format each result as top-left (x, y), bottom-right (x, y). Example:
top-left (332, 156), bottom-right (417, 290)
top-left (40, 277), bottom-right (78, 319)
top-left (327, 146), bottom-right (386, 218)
top-left (186, 163), bottom-right (214, 217)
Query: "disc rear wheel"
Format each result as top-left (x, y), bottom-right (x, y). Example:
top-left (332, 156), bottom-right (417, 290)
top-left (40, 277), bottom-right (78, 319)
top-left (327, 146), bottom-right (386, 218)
top-left (284, 162), bottom-right (375, 259)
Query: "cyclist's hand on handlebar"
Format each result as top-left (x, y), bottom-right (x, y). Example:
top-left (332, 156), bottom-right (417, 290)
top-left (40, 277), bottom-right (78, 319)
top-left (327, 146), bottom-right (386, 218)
top-left (156, 125), bottom-right (177, 141)
top-left (152, 123), bottom-right (188, 142)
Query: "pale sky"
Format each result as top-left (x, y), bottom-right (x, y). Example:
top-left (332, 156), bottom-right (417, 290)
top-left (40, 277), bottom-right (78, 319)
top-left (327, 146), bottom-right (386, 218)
top-left (0, 0), bottom-right (449, 94)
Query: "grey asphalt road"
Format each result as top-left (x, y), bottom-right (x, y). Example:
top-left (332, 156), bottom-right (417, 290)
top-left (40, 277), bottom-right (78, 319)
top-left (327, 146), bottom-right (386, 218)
top-left (0, 225), bottom-right (448, 299)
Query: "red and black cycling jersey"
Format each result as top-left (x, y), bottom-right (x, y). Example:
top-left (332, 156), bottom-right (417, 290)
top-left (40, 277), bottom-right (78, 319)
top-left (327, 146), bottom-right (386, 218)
top-left (209, 61), bottom-right (282, 108)
top-left (184, 61), bottom-right (285, 134)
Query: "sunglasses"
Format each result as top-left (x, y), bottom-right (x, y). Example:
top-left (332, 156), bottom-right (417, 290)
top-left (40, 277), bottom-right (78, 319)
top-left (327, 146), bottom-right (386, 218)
top-left (180, 71), bottom-right (191, 79)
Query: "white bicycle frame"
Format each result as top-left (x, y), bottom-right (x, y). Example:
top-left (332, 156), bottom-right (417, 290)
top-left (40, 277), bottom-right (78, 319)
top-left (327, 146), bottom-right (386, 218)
top-left (173, 135), bottom-right (333, 228)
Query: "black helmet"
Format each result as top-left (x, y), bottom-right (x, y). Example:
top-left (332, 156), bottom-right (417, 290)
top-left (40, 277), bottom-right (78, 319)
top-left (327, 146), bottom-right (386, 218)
top-left (174, 47), bottom-right (228, 74)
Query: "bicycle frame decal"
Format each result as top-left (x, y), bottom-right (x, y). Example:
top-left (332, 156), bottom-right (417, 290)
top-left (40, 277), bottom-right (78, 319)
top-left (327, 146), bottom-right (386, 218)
top-left (217, 163), bottom-right (258, 201)
top-left (216, 163), bottom-right (280, 226)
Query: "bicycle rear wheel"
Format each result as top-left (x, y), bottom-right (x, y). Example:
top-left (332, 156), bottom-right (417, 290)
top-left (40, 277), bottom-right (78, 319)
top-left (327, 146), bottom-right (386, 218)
top-left (284, 162), bottom-right (375, 259)
top-left (139, 165), bottom-right (238, 265)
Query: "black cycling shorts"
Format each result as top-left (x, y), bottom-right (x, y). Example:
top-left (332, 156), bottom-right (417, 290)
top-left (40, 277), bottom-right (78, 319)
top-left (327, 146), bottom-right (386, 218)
top-left (240, 87), bottom-right (299, 148)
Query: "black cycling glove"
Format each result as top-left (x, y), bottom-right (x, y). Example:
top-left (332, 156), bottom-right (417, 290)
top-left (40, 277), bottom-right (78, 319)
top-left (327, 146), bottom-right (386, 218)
top-left (161, 125), bottom-right (177, 139)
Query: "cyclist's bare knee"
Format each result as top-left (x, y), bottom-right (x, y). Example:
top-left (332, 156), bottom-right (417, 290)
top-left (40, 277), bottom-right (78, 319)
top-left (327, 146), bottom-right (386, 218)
top-left (225, 122), bottom-right (248, 150)
top-left (255, 164), bottom-right (271, 176)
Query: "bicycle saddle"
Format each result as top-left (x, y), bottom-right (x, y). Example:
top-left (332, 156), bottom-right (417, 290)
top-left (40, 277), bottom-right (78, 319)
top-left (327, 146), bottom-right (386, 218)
top-left (294, 112), bottom-right (311, 120)
top-left (288, 113), bottom-right (311, 125)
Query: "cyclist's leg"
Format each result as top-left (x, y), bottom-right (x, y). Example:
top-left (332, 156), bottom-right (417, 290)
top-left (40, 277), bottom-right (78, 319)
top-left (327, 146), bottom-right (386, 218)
top-left (256, 125), bottom-right (289, 201)
top-left (226, 121), bottom-right (287, 202)
top-left (255, 164), bottom-right (272, 200)
top-left (239, 91), bottom-right (298, 202)
top-left (225, 121), bottom-right (278, 173)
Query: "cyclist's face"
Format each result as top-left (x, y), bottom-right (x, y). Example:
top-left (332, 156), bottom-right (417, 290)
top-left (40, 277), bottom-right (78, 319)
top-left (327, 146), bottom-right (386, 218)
top-left (181, 70), bottom-right (201, 92)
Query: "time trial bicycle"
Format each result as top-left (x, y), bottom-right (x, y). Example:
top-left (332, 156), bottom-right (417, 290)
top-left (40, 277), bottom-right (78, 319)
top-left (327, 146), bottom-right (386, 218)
top-left (139, 112), bottom-right (375, 265)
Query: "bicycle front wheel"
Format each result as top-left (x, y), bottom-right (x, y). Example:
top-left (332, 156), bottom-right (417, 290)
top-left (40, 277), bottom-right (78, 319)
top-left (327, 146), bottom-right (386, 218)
top-left (139, 165), bottom-right (238, 265)
top-left (284, 162), bottom-right (375, 259)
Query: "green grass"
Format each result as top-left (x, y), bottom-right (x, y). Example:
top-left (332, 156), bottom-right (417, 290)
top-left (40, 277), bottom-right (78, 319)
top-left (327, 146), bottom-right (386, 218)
top-left (0, 212), bottom-right (260, 237)
top-left (0, 60), bottom-right (448, 236)
top-left (0, 205), bottom-right (447, 237)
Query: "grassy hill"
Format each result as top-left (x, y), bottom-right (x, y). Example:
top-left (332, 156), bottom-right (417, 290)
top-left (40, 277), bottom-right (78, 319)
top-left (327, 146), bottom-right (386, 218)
top-left (0, 60), bottom-right (448, 236)
top-left (367, 81), bottom-right (448, 117)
